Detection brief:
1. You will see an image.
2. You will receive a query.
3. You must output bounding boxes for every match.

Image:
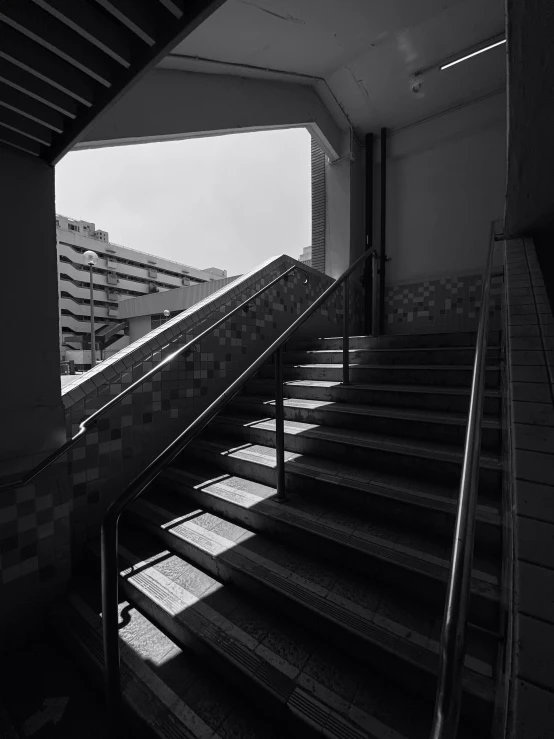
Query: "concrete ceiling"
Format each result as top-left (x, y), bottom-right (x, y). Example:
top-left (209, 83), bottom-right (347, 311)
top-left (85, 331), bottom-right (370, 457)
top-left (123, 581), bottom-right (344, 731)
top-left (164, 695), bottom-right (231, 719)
top-left (160, 0), bottom-right (506, 135)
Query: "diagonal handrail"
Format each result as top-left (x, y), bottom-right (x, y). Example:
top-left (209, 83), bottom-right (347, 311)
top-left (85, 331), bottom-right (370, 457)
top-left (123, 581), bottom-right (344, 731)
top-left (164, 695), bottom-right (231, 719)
top-left (101, 245), bottom-right (377, 731)
top-left (430, 221), bottom-right (500, 738)
top-left (0, 263), bottom-right (307, 494)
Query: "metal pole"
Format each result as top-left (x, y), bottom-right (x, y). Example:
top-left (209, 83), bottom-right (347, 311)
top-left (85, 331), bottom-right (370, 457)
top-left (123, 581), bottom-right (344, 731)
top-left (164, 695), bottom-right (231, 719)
top-left (371, 252), bottom-right (379, 336)
top-left (274, 347), bottom-right (286, 501)
top-left (379, 127), bottom-right (387, 336)
top-left (343, 278), bottom-right (350, 385)
top-left (101, 516), bottom-right (121, 736)
top-left (364, 133), bottom-right (374, 335)
top-left (90, 263), bottom-right (96, 367)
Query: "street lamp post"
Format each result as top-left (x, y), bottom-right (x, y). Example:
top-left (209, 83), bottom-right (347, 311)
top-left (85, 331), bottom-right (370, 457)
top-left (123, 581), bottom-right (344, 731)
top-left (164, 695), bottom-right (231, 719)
top-left (83, 250), bottom-right (99, 368)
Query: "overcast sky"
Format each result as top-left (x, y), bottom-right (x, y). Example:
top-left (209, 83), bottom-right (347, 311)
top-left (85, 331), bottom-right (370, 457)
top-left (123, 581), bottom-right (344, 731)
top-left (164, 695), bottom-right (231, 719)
top-left (54, 128), bottom-right (311, 276)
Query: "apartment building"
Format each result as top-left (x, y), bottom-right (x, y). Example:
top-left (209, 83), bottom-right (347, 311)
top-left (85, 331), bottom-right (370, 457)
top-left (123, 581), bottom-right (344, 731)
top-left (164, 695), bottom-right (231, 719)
top-left (57, 214), bottom-right (226, 357)
top-left (297, 245), bottom-right (312, 267)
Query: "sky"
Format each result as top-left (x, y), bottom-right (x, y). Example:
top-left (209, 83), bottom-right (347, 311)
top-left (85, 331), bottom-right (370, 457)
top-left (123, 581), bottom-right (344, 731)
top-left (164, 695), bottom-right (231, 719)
top-left (54, 128), bottom-right (311, 276)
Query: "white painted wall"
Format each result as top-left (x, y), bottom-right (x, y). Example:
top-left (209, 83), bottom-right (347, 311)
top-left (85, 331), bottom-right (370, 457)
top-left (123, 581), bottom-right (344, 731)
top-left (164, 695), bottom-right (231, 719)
top-left (377, 93), bottom-right (507, 284)
top-left (76, 68), bottom-right (345, 160)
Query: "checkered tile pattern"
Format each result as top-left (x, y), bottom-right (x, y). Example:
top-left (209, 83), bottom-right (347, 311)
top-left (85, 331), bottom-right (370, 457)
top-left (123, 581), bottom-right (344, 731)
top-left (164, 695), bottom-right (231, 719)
top-left (385, 271), bottom-right (504, 334)
top-left (0, 459), bottom-right (71, 594)
top-left (60, 255), bottom-right (339, 554)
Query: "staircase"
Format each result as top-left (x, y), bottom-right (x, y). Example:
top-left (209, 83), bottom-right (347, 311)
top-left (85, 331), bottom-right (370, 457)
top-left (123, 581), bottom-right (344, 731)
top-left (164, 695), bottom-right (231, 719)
top-left (54, 330), bottom-right (505, 739)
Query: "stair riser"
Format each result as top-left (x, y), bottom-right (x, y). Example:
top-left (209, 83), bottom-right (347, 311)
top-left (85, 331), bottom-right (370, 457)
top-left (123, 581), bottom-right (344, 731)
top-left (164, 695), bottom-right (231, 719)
top-left (285, 349), bottom-right (501, 366)
top-left (163, 478), bottom-right (498, 631)
top-left (291, 331), bottom-right (501, 351)
top-left (184, 446), bottom-right (502, 554)
top-left (211, 419), bottom-right (503, 495)
top-left (244, 380), bottom-right (502, 416)
top-left (229, 399), bottom-right (501, 451)
top-left (259, 365), bottom-right (501, 388)
top-left (119, 569), bottom-right (316, 739)
top-left (130, 516), bottom-right (492, 726)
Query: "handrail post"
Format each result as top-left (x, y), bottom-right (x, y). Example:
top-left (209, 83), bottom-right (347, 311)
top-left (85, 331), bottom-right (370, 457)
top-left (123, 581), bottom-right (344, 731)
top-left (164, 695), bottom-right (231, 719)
top-left (343, 277), bottom-right (350, 385)
top-left (101, 516), bottom-right (122, 736)
top-left (274, 346), bottom-right (286, 501)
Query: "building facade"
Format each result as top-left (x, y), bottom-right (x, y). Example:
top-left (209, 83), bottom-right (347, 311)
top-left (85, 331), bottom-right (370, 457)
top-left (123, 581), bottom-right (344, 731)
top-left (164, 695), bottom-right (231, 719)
top-left (57, 214), bottom-right (226, 364)
top-left (297, 246), bottom-right (312, 267)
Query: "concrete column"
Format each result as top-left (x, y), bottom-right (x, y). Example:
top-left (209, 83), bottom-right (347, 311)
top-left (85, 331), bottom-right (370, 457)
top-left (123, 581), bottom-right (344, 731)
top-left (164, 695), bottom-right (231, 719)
top-left (0, 145), bottom-right (68, 649)
top-left (323, 134), bottom-right (365, 334)
top-left (325, 135), bottom-right (365, 278)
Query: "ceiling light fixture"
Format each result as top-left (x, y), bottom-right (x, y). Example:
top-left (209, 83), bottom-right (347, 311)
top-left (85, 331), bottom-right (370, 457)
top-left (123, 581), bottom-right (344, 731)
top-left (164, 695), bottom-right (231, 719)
top-left (440, 39), bottom-right (506, 71)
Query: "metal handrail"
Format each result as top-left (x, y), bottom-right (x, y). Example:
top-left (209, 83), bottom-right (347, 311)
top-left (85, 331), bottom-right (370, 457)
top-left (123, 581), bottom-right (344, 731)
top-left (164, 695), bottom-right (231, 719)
top-left (430, 222), bottom-right (498, 738)
top-left (101, 245), bottom-right (376, 730)
top-left (0, 263), bottom-right (306, 494)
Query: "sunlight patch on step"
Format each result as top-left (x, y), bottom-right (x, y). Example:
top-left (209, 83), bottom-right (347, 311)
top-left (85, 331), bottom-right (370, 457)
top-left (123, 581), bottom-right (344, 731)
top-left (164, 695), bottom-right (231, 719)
top-left (286, 380), bottom-right (341, 388)
top-left (161, 509), bottom-right (204, 530)
top-left (262, 399), bottom-right (336, 410)
top-left (192, 472), bottom-right (232, 489)
top-left (219, 442), bottom-right (303, 467)
top-left (244, 418), bottom-right (321, 434)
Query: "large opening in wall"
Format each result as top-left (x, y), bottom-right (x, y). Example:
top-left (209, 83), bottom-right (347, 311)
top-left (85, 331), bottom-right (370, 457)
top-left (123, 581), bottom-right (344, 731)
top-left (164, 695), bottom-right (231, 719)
top-left (55, 129), bottom-right (311, 372)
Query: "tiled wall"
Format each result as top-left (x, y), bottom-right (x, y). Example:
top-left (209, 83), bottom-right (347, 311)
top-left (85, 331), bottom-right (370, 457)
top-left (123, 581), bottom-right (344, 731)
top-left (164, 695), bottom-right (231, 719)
top-left (384, 271), bottom-right (504, 334)
top-left (61, 255), bottom-right (339, 559)
top-left (504, 237), bottom-right (554, 736)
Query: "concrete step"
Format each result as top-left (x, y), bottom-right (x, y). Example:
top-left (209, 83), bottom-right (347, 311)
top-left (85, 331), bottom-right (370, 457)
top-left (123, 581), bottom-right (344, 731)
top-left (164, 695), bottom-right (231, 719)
top-left (104, 536), bottom-right (435, 739)
top-left (244, 379), bottom-right (502, 416)
top-left (290, 331), bottom-right (501, 351)
top-left (51, 590), bottom-right (280, 739)
top-left (284, 346), bottom-right (501, 367)
top-left (258, 363), bottom-right (501, 389)
top-left (210, 413), bottom-right (503, 495)
top-left (121, 500), bottom-right (496, 729)
top-left (92, 535), bottom-right (441, 739)
top-left (184, 436), bottom-right (502, 553)
top-left (158, 465), bottom-right (500, 631)
top-left (229, 395), bottom-right (502, 451)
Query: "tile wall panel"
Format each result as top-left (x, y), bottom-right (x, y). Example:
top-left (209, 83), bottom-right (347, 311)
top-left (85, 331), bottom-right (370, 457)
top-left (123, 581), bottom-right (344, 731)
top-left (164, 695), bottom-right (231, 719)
top-left (384, 271), bottom-right (504, 334)
top-left (504, 237), bottom-right (554, 736)
top-left (60, 255), bottom-right (339, 556)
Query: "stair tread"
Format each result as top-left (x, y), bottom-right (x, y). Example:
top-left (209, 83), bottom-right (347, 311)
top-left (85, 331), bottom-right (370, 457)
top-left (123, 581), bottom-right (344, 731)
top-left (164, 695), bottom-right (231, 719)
top-left (291, 346), bottom-right (498, 354)
top-left (160, 465), bottom-right (500, 594)
top-left (288, 363), bottom-right (500, 370)
top-left (234, 395), bottom-right (501, 429)
top-left (250, 378), bottom-right (501, 397)
top-left (122, 503), bottom-right (496, 704)
top-left (213, 412), bottom-right (502, 469)
top-left (113, 538), bottom-right (430, 739)
top-left (54, 591), bottom-right (276, 739)
top-left (188, 435), bottom-right (501, 524)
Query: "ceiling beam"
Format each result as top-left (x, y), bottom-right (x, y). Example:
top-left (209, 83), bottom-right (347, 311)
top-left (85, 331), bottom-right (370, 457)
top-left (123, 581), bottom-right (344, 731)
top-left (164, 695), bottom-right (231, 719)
top-left (94, 0), bottom-right (158, 46)
top-left (0, 108), bottom-right (53, 145)
top-left (0, 82), bottom-right (65, 132)
top-left (0, 25), bottom-right (95, 105)
top-left (0, 125), bottom-right (41, 155)
top-left (0, 58), bottom-right (78, 118)
top-left (0, 1), bottom-right (114, 86)
top-left (31, 0), bottom-right (132, 68)
top-left (48, 1), bottom-right (226, 164)
top-left (158, 0), bottom-right (185, 19)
